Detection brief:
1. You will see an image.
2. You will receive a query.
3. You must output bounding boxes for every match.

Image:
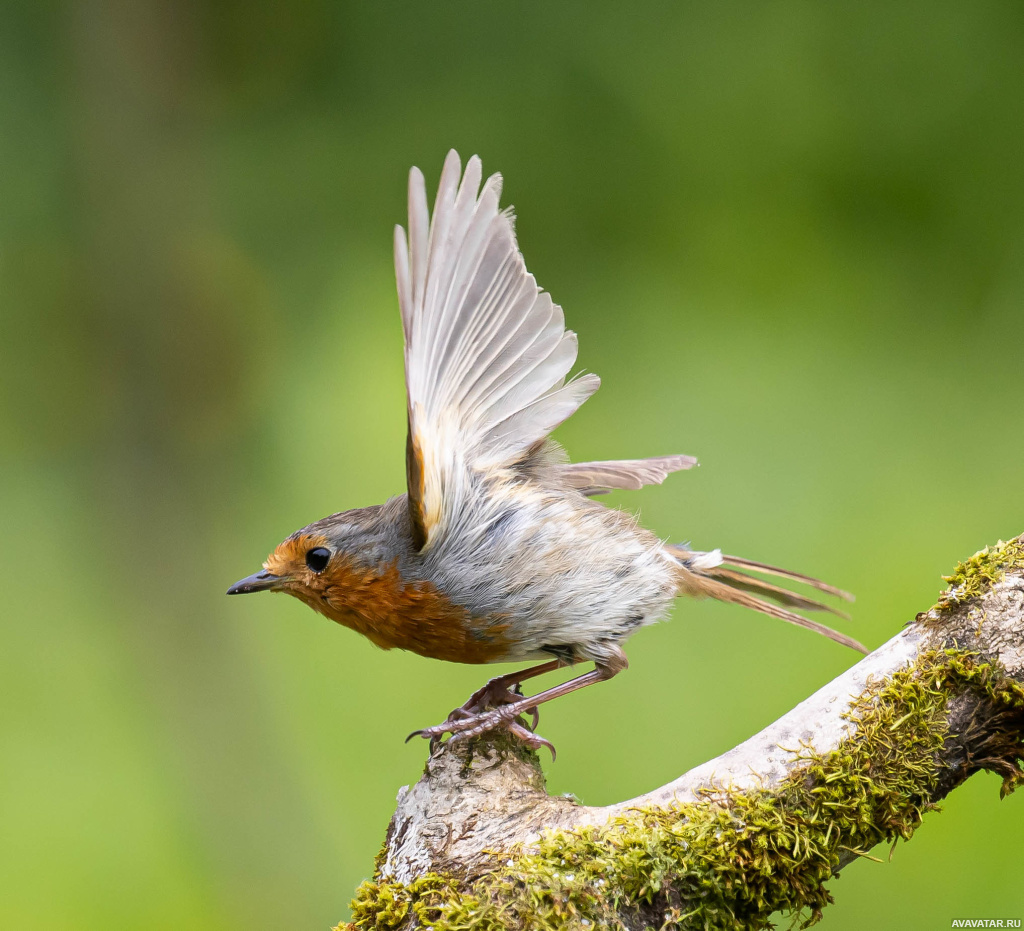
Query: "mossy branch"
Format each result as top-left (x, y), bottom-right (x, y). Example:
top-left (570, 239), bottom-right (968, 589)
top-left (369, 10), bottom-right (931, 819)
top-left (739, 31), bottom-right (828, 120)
top-left (341, 536), bottom-right (1024, 931)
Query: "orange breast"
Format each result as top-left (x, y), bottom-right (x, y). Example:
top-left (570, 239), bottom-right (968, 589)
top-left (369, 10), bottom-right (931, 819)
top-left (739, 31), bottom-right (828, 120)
top-left (304, 558), bottom-right (510, 664)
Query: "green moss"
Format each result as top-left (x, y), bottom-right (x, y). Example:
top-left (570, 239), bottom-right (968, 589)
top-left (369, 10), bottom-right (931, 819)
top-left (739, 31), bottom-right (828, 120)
top-left (348, 874), bottom-right (461, 930)
top-left (341, 650), bottom-right (1024, 931)
top-left (932, 538), bottom-right (1024, 614)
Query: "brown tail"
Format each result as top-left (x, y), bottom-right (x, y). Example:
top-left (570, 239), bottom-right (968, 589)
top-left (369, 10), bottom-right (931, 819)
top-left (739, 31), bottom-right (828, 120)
top-left (666, 545), bottom-right (867, 654)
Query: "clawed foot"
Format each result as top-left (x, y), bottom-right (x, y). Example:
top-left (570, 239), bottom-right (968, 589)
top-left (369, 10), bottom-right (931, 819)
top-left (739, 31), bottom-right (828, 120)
top-left (407, 705), bottom-right (556, 758)
top-left (406, 675), bottom-right (554, 758)
top-left (451, 677), bottom-right (540, 729)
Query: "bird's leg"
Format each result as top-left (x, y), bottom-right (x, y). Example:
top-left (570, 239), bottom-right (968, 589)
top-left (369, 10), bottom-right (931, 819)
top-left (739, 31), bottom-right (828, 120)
top-left (450, 659), bottom-right (565, 728)
top-left (409, 648), bottom-right (627, 757)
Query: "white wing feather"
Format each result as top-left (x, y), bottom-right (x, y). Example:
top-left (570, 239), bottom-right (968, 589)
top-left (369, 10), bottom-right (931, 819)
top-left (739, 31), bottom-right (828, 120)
top-left (395, 150), bottom-right (600, 548)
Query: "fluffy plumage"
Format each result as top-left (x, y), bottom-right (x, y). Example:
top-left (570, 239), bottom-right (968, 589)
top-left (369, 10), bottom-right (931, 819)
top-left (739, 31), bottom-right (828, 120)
top-left (229, 150), bottom-right (864, 750)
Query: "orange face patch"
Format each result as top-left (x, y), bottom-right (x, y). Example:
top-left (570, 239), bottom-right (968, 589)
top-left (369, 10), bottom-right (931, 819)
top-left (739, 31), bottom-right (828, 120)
top-left (265, 534), bottom-right (509, 664)
top-left (264, 532), bottom-right (331, 579)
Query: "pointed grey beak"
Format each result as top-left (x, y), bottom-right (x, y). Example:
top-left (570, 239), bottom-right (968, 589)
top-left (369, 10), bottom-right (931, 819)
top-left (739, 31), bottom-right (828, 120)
top-left (226, 570), bottom-right (281, 595)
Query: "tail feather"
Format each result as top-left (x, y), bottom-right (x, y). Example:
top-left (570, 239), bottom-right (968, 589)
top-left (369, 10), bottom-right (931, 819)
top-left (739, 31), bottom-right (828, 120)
top-left (703, 566), bottom-right (852, 621)
top-left (719, 553), bottom-right (854, 602)
top-left (667, 544), bottom-right (866, 654)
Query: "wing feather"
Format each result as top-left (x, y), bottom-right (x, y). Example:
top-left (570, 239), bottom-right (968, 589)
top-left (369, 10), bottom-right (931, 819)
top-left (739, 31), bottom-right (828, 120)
top-left (560, 454), bottom-right (698, 496)
top-left (395, 151), bottom-right (599, 549)
top-left (483, 374), bottom-right (602, 460)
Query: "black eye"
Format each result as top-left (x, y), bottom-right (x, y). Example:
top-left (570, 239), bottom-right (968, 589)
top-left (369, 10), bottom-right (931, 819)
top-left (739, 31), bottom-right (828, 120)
top-left (305, 547), bottom-right (331, 573)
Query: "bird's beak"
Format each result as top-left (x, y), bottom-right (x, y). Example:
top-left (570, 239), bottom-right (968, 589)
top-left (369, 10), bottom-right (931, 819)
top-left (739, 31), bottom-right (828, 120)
top-left (226, 569), bottom-right (282, 595)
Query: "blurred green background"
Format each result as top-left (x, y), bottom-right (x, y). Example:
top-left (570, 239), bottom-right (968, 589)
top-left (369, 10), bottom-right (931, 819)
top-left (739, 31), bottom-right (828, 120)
top-left (2, 2), bottom-right (1023, 928)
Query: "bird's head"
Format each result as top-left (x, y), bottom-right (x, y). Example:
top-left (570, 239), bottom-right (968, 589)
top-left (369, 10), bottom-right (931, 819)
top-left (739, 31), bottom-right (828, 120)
top-left (226, 504), bottom-right (397, 624)
top-left (226, 529), bottom-right (339, 608)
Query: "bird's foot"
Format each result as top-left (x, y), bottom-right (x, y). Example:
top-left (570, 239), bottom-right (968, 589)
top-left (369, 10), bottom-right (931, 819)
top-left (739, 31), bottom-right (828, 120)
top-left (407, 696), bottom-right (555, 758)
top-left (447, 674), bottom-right (540, 729)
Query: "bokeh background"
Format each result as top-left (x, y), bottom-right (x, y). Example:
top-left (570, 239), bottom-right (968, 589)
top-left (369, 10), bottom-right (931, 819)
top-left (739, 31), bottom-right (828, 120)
top-left (3, 2), bottom-right (1023, 928)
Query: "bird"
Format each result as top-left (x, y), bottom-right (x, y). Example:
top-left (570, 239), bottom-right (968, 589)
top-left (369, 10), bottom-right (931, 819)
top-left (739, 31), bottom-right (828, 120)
top-left (227, 149), bottom-right (865, 755)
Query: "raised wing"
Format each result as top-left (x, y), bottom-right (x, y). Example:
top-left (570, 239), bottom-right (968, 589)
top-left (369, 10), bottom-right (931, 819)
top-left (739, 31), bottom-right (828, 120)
top-left (395, 150), bottom-right (600, 550)
top-left (559, 454), bottom-right (698, 496)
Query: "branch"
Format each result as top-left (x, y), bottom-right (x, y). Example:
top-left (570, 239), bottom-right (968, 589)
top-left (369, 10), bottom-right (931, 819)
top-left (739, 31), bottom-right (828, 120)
top-left (342, 536), bottom-right (1024, 931)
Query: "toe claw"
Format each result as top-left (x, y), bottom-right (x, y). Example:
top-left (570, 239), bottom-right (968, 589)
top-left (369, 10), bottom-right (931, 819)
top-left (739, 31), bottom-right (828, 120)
top-left (407, 727), bottom-right (446, 752)
top-left (508, 721), bottom-right (557, 758)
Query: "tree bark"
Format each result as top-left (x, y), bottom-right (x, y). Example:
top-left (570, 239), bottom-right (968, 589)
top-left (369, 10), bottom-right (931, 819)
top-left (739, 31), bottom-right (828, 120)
top-left (343, 536), bottom-right (1024, 931)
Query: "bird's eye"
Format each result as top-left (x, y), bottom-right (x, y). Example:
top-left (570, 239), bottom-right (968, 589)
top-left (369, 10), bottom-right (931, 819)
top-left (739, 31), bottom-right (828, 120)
top-left (305, 547), bottom-right (331, 573)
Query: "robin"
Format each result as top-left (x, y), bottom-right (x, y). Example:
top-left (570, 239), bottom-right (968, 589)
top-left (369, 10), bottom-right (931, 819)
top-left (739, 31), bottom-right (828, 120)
top-left (228, 150), bottom-right (864, 754)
